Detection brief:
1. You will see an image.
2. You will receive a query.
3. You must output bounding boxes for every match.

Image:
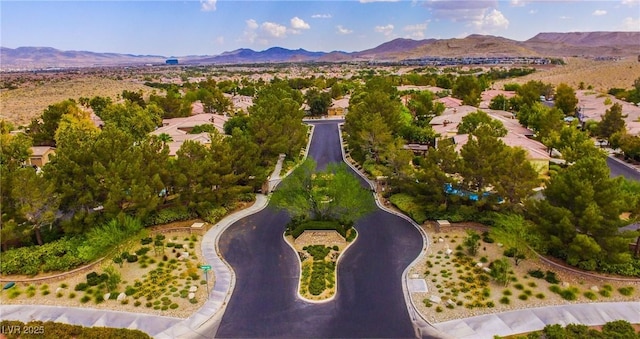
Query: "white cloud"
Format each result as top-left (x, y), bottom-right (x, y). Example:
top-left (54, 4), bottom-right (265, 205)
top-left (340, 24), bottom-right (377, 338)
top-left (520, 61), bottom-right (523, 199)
top-left (312, 14), bottom-right (332, 19)
top-left (336, 25), bottom-right (353, 34)
top-left (621, 16), bottom-right (640, 30)
top-left (621, 0), bottom-right (639, 6)
top-left (200, 0), bottom-right (217, 12)
top-left (375, 24), bottom-right (395, 36)
top-left (423, 0), bottom-right (498, 22)
top-left (510, 0), bottom-right (527, 7)
top-left (473, 9), bottom-right (509, 30)
top-left (246, 19), bottom-right (259, 30)
top-left (529, 9), bottom-right (538, 14)
top-left (360, 0), bottom-right (400, 2)
top-left (559, 15), bottom-right (571, 20)
top-left (261, 22), bottom-right (288, 38)
top-left (404, 23), bottom-right (429, 39)
top-left (291, 17), bottom-right (310, 30)
top-left (592, 9), bottom-right (607, 16)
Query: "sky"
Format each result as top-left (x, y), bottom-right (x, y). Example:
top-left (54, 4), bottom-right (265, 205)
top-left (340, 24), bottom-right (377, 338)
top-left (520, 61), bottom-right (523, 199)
top-left (1, 0), bottom-right (639, 57)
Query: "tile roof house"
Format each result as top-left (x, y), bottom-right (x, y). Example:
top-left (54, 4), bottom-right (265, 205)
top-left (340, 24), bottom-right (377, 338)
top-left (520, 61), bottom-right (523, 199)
top-left (328, 96), bottom-right (350, 116)
top-left (29, 146), bottom-right (56, 167)
top-left (151, 113), bottom-right (228, 156)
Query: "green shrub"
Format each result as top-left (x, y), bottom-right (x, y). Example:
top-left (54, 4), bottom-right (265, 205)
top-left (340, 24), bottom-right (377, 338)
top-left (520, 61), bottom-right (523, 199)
top-left (389, 193), bottom-right (427, 224)
top-left (80, 296), bottom-right (91, 303)
top-left (144, 206), bottom-right (196, 226)
top-left (549, 285), bottom-right (562, 294)
top-left (503, 289), bottom-right (512, 296)
top-left (75, 283), bottom-right (89, 291)
top-left (499, 296), bottom-right (510, 304)
top-left (0, 320), bottom-right (151, 339)
top-left (528, 269), bottom-right (545, 279)
top-left (599, 289), bottom-right (612, 297)
top-left (584, 291), bottom-right (598, 300)
top-left (559, 289), bottom-right (577, 301)
top-left (136, 247), bottom-right (150, 256)
top-left (514, 283), bottom-right (524, 290)
top-left (618, 286), bottom-right (634, 296)
top-left (169, 303), bottom-right (179, 309)
top-left (0, 237), bottom-right (86, 275)
top-left (535, 293), bottom-right (545, 299)
top-left (544, 271), bottom-right (560, 284)
top-left (518, 294), bottom-right (528, 300)
top-left (304, 245), bottom-right (331, 261)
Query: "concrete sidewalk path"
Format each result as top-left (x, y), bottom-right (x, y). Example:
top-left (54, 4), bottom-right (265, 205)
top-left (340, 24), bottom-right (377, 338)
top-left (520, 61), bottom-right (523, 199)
top-left (0, 194), bottom-right (270, 339)
top-left (433, 301), bottom-right (640, 339)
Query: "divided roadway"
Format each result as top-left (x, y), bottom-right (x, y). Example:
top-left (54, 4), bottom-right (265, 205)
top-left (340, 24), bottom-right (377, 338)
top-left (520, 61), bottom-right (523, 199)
top-left (216, 121), bottom-right (426, 338)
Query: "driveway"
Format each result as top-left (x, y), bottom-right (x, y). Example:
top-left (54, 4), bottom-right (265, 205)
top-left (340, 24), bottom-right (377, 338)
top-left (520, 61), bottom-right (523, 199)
top-left (216, 121), bottom-right (426, 338)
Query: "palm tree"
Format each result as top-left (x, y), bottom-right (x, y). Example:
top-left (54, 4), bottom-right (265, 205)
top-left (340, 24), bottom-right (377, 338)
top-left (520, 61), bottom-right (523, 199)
top-left (157, 133), bottom-right (173, 146)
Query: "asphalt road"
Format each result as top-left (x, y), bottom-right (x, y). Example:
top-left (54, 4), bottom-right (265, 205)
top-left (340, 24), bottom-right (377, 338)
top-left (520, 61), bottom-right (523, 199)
top-left (216, 121), bottom-right (424, 338)
top-left (606, 156), bottom-right (640, 181)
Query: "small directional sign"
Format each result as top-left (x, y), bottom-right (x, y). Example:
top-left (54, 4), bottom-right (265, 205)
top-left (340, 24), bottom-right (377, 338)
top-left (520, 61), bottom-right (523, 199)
top-left (200, 265), bottom-right (212, 271)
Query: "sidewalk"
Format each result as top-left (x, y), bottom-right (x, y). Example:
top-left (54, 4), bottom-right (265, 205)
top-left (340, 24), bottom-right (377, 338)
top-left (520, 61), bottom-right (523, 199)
top-left (0, 194), bottom-right (270, 339)
top-left (433, 301), bottom-right (640, 339)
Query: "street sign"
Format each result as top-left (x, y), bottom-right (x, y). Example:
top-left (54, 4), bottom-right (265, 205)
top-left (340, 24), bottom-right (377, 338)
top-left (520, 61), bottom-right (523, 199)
top-left (200, 265), bottom-right (212, 270)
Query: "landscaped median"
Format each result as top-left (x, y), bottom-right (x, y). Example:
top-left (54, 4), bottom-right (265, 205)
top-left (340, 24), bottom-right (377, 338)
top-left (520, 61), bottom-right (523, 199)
top-left (283, 220), bottom-right (358, 301)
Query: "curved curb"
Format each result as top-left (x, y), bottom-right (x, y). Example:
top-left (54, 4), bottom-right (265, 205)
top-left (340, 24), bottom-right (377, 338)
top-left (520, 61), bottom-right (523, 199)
top-left (156, 194), bottom-right (270, 338)
top-left (282, 229), bottom-right (359, 304)
top-left (336, 123), bottom-right (441, 338)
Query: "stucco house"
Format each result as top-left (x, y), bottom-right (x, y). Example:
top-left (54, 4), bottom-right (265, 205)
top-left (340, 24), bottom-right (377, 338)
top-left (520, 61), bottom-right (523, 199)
top-left (28, 146), bottom-right (56, 167)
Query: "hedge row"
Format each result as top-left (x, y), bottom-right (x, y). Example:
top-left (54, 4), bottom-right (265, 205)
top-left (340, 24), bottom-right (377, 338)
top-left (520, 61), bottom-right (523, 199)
top-left (388, 193), bottom-right (427, 224)
top-left (0, 237), bottom-right (86, 275)
top-left (0, 320), bottom-right (150, 339)
top-left (288, 220), bottom-right (347, 239)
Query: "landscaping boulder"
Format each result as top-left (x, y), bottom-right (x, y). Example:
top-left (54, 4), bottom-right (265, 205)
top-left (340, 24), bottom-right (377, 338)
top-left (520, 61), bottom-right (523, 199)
top-left (429, 295), bottom-right (442, 303)
top-left (446, 299), bottom-right (456, 307)
top-left (103, 293), bottom-right (111, 301)
top-left (438, 238), bottom-right (444, 243)
top-left (590, 286), bottom-right (599, 292)
top-left (445, 248), bottom-right (453, 255)
top-left (189, 286), bottom-right (198, 292)
top-left (482, 267), bottom-right (491, 273)
top-left (561, 282), bottom-right (570, 288)
top-left (181, 252), bottom-right (190, 260)
top-left (117, 292), bottom-right (127, 301)
top-left (188, 292), bottom-right (195, 299)
top-left (55, 287), bottom-right (64, 294)
top-left (476, 262), bottom-right (484, 267)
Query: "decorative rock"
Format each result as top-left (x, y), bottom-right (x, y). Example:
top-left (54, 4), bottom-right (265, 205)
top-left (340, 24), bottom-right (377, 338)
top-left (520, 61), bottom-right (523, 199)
top-left (181, 252), bottom-right (190, 260)
top-left (446, 299), bottom-right (456, 307)
top-left (497, 243), bottom-right (503, 247)
top-left (445, 249), bottom-right (453, 255)
top-left (561, 282), bottom-right (570, 288)
top-left (103, 293), bottom-right (111, 301)
top-left (590, 286), bottom-right (599, 292)
top-left (476, 262), bottom-right (483, 267)
top-left (438, 238), bottom-right (444, 243)
top-left (189, 286), bottom-right (198, 292)
top-left (483, 267), bottom-right (491, 273)
top-left (55, 287), bottom-right (64, 294)
top-left (188, 292), bottom-right (196, 300)
top-left (411, 273), bottom-right (419, 279)
top-left (429, 295), bottom-right (442, 303)
top-left (117, 292), bottom-right (127, 301)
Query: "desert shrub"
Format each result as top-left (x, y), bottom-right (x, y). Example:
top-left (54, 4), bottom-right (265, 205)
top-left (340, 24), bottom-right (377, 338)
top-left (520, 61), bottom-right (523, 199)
top-left (69, 292), bottom-right (76, 299)
top-left (74, 283), bottom-right (89, 291)
top-left (559, 289), bottom-right (577, 301)
top-left (528, 269), bottom-right (545, 279)
top-left (499, 296), bottom-right (510, 304)
top-left (80, 296), bottom-right (91, 303)
top-left (486, 301), bottom-right (495, 308)
top-left (544, 271), bottom-right (560, 284)
top-left (141, 237), bottom-right (153, 245)
top-left (518, 294), bottom-right (528, 300)
top-left (126, 255), bottom-right (138, 263)
top-left (514, 283), bottom-right (524, 290)
top-left (503, 289), bottom-right (512, 296)
top-left (435, 306), bottom-right (443, 313)
top-left (304, 245), bottom-right (331, 261)
top-left (549, 285), bottom-right (562, 294)
top-left (602, 320), bottom-right (637, 338)
top-left (136, 247), bottom-right (150, 256)
top-left (584, 291), bottom-right (598, 300)
top-left (169, 303), bottom-right (179, 309)
top-left (618, 286), bottom-right (634, 296)
top-left (535, 293), bottom-right (545, 299)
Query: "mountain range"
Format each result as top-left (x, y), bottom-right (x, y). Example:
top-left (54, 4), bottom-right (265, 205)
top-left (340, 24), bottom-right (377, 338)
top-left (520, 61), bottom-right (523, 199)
top-left (2, 31), bottom-right (639, 70)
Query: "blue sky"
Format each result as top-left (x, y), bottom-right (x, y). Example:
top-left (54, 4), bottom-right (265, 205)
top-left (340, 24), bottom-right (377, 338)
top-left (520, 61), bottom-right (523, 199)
top-left (1, 1), bottom-right (639, 56)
